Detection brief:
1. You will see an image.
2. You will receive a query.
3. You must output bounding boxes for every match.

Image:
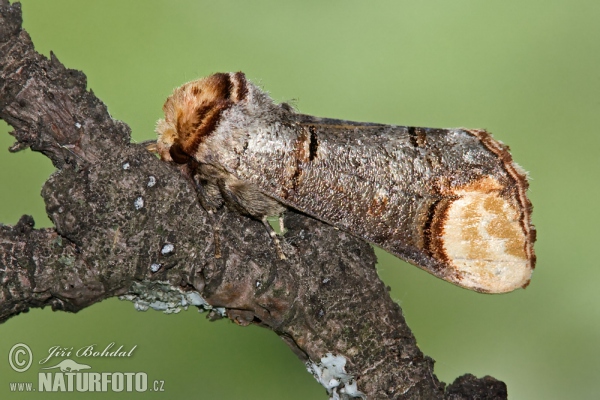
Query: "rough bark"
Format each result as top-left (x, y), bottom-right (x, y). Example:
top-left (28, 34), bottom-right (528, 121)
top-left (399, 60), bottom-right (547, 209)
top-left (0, 2), bottom-right (507, 399)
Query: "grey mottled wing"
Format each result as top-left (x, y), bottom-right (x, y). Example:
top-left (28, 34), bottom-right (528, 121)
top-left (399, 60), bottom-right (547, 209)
top-left (232, 114), bottom-right (534, 293)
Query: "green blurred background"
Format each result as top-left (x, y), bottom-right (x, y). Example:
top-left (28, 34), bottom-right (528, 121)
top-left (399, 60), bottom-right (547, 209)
top-left (0, 1), bottom-right (598, 398)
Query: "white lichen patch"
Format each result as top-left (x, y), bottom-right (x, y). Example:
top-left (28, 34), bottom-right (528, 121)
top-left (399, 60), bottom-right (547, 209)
top-left (147, 175), bottom-right (157, 187)
top-left (119, 281), bottom-right (215, 315)
top-left (134, 197), bottom-right (144, 210)
top-left (307, 353), bottom-right (365, 399)
top-left (161, 244), bottom-right (174, 255)
top-left (150, 263), bottom-right (162, 273)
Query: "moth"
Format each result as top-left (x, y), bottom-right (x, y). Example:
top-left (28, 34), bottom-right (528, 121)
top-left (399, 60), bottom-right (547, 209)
top-left (154, 72), bottom-right (536, 294)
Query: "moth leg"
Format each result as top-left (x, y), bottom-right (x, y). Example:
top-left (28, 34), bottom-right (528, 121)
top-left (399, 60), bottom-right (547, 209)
top-left (145, 142), bottom-right (225, 259)
top-left (209, 212), bottom-right (222, 259)
top-left (261, 217), bottom-right (286, 260)
top-left (217, 177), bottom-right (287, 260)
top-left (184, 162), bottom-right (226, 259)
top-left (193, 178), bottom-right (225, 259)
top-left (278, 216), bottom-right (285, 234)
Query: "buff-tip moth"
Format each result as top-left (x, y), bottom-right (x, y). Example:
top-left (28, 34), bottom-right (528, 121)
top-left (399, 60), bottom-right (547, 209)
top-left (152, 72), bottom-right (535, 293)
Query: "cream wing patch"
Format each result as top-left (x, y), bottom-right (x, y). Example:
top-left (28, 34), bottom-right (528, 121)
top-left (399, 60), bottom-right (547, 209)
top-left (441, 177), bottom-right (532, 293)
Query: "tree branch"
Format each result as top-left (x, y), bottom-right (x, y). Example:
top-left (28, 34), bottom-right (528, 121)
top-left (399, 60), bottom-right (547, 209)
top-left (0, 2), bottom-right (507, 398)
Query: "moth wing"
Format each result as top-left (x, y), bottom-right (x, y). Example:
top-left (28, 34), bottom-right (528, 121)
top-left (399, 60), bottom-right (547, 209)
top-left (232, 114), bottom-right (535, 293)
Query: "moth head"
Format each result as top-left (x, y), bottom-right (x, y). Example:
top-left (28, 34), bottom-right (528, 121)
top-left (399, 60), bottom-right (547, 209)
top-left (155, 72), bottom-right (248, 163)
